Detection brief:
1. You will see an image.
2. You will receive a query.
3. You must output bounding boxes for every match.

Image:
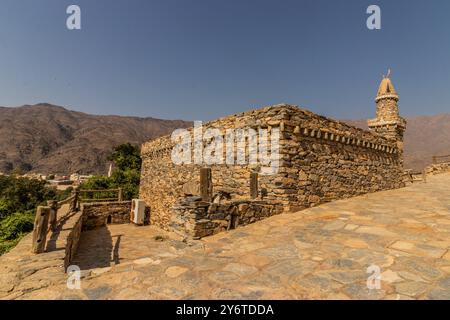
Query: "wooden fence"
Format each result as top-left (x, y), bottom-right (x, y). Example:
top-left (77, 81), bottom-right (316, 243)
top-left (78, 188), bottom-right (123, 203)
top-left (31, 187), bottom-right (123, 254)
top-left (31, 188), bottom-right (79, 254)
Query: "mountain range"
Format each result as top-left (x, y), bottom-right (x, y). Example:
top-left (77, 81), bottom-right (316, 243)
top-left (0, 104), bottom-right (191, 175)
top-left (0, 103), bottom-right (448, 174)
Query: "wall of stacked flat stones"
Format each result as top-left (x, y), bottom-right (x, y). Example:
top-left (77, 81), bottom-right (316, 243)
top-left (81, 201), bottom-right (131, 231)
top-left (139, 152), bottom-right (198, 230)
top-left (140, 106), bottom-right (293, 230)
top-left (141, 160), bottom-right (286, 231)
top-left (140, 104), bottom-right (405, 229)
top-left (281, 108), bottom-right (404, 210)
top-left (426, 163), bottom-right (450, 175)
top-left (170, 197), bottom-right (284, 239)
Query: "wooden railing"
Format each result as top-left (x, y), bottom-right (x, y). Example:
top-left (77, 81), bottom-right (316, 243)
top-left (403, 169), bottom-right (427, 184)
top-left (31, 187), bottom-right (123, 254)
top-left (78, 188), bottom-right (123, 203)
top-left (432, 154), bottom-right (450, 164)
top-left (31, 187), bottom-right (80, 254)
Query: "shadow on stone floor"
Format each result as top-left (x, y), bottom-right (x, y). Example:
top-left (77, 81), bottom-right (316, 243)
top-left (112, 234), bottom-right (122, 265)
top-left (46, 211), bottom-right (79, 252)
top-left (72, 226), bottom-right (115, 270)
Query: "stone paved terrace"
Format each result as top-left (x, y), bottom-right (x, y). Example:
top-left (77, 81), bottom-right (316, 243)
top-left (0, 204), bottom-right (80, 299)
top-left (1, 174), bottom-right (450, 300)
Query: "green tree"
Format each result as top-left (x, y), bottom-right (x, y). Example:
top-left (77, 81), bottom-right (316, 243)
top-left (109, 143), bottom-right (141, 199)
top-left (81, 143), bottom-right (142, 200)
top-left (81, 176), bottom-right (113, 190)
top-left (108, 143), bottom-right (142, 172)
top-left (80, 175), bottom-right (115, 200)
top-left (0, 175), bottom-right (56, 213)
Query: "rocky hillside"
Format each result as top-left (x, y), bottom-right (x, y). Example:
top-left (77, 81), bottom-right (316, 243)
top-left (0, 104), bottom-right (191, 175)
top-left (345, 114), bottom-right (450, 171)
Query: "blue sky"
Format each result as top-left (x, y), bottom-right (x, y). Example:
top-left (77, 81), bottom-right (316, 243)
top-left (0, 0), bottom-right (449, 121)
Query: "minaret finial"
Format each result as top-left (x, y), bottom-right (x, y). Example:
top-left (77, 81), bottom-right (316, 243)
top-left (386, 68), bottom-right (391, 78)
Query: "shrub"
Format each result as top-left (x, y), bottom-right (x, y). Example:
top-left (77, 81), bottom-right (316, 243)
top-left (0, 238), bottom-right (21, 256)
top-left (0, 175), bottom-right (56, 213)
top-left (0, 211), bottom-right (35, 241)
top-left (0, 175), bottom-right (57, 255)
top-left (0, 199), bottom-right (14, 220)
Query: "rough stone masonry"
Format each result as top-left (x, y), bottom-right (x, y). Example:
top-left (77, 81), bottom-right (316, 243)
top-left (139, 75), bottom-right (406, 238)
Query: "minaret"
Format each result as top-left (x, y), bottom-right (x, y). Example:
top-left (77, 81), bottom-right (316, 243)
top-left (367, 70), bottom-right (406, 152)
top-left (107, 163), bottom-right (113, 177)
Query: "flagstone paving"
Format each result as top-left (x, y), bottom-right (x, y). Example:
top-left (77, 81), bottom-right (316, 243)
top-left (2, 173), bottom-right (450, 300)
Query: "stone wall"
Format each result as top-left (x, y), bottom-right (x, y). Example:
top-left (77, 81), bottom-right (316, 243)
top-left (170, 196), bottom-right (284, 239)
top-left (81, 201), bottom-right (131, 231)
top-left (285, 108), bottom-right (404, 210)
top-left (140, 105), bottom-right (291, 230)
top-left (140, 104), bottom-right (404, 231)
top-left (64, 211), bottom-right (83, 269)
top-left (425, 163), bottom-right (450, 175)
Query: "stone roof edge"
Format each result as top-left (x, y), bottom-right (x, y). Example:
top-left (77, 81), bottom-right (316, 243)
top-left (141, 103), bottom-right (398, 154)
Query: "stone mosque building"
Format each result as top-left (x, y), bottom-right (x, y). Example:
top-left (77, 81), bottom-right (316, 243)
top-left (139, 73), bottom-right (407, 239)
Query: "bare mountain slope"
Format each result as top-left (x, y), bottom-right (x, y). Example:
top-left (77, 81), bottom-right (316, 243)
top-left (0, 104), bottom-right (191, 175)
top-left (345, 114), bottom-right (450, 171)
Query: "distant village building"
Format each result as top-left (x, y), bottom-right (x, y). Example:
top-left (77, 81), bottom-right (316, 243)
top-left (69, 174), bottom-right (79, 182)
top-left (22, 173), bottom-right (47, 181)
top-left (69, 173), bottom-right (93, 185)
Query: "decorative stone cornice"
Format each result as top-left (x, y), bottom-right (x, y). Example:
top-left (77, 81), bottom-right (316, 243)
top-left (367, 117), bottom-right (406, 128)
top-left (295, 126), bottom-right (398, 154)
top-left (375, 93), bottom-right (399, 103)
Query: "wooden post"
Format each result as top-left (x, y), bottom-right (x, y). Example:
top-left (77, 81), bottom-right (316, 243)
top-left (118, 188), bottom-right (123, 202)
top-left (250, 172), bottom-right (258, 199)
top-left (31, 206), bottom-right (51, 254)
top-left (47, 200), bottom-right (58, 232)
top-left (422, 169), bottom-right (427, 183)
top-left (200, 168), bottom-right (212, 202)
top-left (70, 187), bottom-right (79, 212)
